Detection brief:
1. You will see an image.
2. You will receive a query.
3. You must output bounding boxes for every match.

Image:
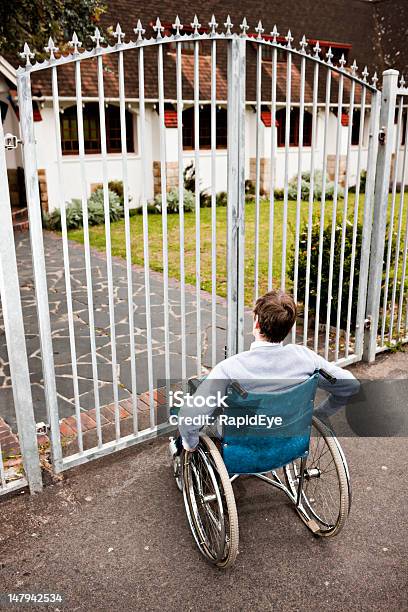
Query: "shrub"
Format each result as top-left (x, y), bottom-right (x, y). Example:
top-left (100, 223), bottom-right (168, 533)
top-left (245, 180), bottom-right (256, 196)
top-left (289, 220), bottom-right (363, 330)
top-left (45, 188), bottom-right (124, 231)
top-left (350, 169), bottom-right (367, 194)
top-left (287, 171), bottom-right (342, 201)
top-left (135, 204), bottom-right (160, 215)
top-left (289, 220), bottom-right (396, 331)
top-left (153, 188), bottom-right (195, 214)
top-left (274, 188), bottom-right (285, 200)
top-left (87, 188), bottom-right (124, 224)
top-left (46, 199), bottom-right (82, 231)
top-left (183, 162), bottom-right (196, 193)
top-left (216, 191), bottom-right (228, 207)
top-left (92, 180), bottom-right (129, 205)
top-left (200, 191), bottom-right (212, 208)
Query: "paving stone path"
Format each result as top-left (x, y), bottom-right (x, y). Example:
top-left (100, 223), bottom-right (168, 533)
top-left (0, 231), bottom-right (253, 430)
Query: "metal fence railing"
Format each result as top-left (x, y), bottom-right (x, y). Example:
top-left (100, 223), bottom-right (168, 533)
top-left (0, 15), bottom-right (406, 492)
top-left (0, 115), bottom-right (42, 496)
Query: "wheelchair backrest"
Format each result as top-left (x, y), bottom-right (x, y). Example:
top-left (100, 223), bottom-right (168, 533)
top-left (222, 372), bottom-right (319, 475)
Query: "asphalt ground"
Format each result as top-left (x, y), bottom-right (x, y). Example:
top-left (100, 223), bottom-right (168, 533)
top-left (0, 351), bottom-right (407, 612)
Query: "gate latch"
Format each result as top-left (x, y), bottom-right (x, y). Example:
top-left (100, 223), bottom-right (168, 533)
top-left (4, 133), bottom-right (22, 150)
top-left (378, 127), bottom-right (386, 145)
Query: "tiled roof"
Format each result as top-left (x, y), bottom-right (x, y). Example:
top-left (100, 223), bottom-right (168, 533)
top-left (6, 1), bottom-right (406, 102)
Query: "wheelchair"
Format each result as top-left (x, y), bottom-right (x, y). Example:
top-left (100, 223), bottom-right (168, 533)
top-left (170, 370), bottom-right (351, 568)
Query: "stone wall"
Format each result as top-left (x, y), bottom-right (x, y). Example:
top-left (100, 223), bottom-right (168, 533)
top-left (38, 169), bottom-right (49, 214)
top-left (327, 155), bottom-right (347, 186)
top-left (249, 158), bottom-right (271, 195)
top-left (153, 161), bottom-right (179, 196)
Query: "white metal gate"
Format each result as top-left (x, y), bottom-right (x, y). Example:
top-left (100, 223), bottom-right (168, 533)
top-left (0, 14), bottom-right (405, 485)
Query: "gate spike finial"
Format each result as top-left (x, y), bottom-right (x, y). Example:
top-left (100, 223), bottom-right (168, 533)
top-left (240, 17), bottom-right (249, 35)
top-left (362, 65), bottom-right (369, 82)
top-left (399, 74), bottom-right (406, 88)
top-left (113, 23), bottom-right (125, 45)
top-left (326, 46), bottom-right (333, 65)
top-left (173, 15), bottom-right (183, 36)
top-left (69, 32), bottom-right (82, 55)
top-left (44, 37), bottom-right (58, 60)
top-left (270, 25), bottom-right (279, 43)
top-left (300, 35), bottom-right (308, 54)
top-left (313, 40), bottom-right (321, 58)
top-left (285, 29), bottom-right (293, 49)
top-left (351, 59), bottom-right (358, 76)
top-left (372, 72), bottom-right (379, 87)
top-left (224, 15), bottom-right (233, 36)
top-left (209, 15), bottom-right (218, 35)
top-left (153, 17), bottom-right (164, 39)
top-left (134, 19), bottom-right (145, 41)
top-left (91, 27), bottom-right (104, 49)
top-left (339, 54), bottom-right (346, 69)
top-left (255, 20), bottom-right (264, 40)
top-left (191, 15), bottom-right (201, 35)
top-left (19, 42), bottom-right (35, 67)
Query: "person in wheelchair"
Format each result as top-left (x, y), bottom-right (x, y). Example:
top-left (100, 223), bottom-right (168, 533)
top-left (170, 290), bottom-right (360, 567)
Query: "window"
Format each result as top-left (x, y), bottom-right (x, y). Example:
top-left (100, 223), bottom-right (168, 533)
top-left (351, 110), bottom-right (362, 146)
top-left (276, 108), bottom-right (312, 147)
top-left (182, 106), bottom-right (227, 149)
top-left (402, 110), bottom-right (407, 146)
top-left (60, 103), bottom-right (134, 154)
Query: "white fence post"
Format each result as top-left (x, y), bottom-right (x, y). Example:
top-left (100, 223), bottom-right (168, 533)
top-left (363, 69), bottom-right (399, 362)
top-left (226, 35), bottom-right (246, 356)
top-left (17, 69), bottom-right (63, 471)
top-left (0, 115), bottom-right (42, 493)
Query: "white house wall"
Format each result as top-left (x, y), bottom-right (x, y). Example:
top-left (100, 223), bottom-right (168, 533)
top-left (31, 102), bottom-right (372, 211)
top-left (33, 104), bottom-right (156, 210)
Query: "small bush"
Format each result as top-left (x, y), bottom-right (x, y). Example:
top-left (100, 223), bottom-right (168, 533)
top-left (286, 171), bottom-right (343, 201)
top-left (349, 169), bottom-right (367, 194)
top-left (135, 204), bottom-right (160, 215)
top-left (289, 219), bottom-right (396, 331)
top-left (183, 162), bottom-right (196, 193)
top-left (153, 188), bottom-right (195, 214)
top-left (45, 189), bottom-right (124, 231)
top-left (216, 191), bottom-right (228, 207)
top-left (92, 180), bottom-right (129, 206)
top-left (289, 220), bottom-right (363, 330)
top-left (200, 191), bottom-right (212, 208)
top-left (245, 180), bottom-right (256, 196)
top-left (274, 188), bottom-right (285, 200)
top-left (87, 188), bottom-right (124, 224)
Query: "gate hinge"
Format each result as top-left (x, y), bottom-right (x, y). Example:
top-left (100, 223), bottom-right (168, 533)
top-left (378, 127), bottom-right (386, 145)
top-left (4, 133), bottom-right (22, 150)
top-left (364, 316), bottom-right (372, 330)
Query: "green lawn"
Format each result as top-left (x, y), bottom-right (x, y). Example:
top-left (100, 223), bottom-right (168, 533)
top-left (67, 194), bottom-right (403, 307)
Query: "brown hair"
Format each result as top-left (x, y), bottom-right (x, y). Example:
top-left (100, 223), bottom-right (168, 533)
top-left (253, 290), bottom-right (297, 342)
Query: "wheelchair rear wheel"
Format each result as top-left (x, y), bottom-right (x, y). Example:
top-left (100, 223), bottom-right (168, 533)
top-left (284, 416), bottom-right (351, 537)
top-left (182, 434), bottom-right (239, 568)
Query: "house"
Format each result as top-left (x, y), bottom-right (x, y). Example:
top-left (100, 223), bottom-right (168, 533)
top-left (1, 0), bottom-right (407, 214)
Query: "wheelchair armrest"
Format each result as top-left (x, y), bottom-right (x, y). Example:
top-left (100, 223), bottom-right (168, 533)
top-left (318, 368), bottom-right (337, 385)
